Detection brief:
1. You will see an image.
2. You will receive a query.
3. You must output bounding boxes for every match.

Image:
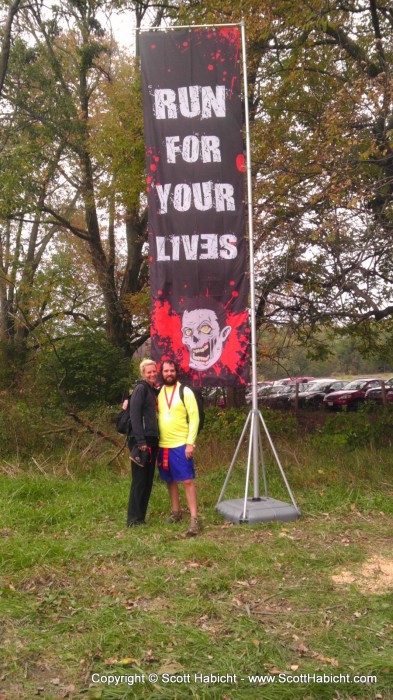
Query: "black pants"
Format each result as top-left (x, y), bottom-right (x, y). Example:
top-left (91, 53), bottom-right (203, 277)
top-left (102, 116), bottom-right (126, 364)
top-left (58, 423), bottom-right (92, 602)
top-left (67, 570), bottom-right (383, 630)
top-left (127, 437), bottom-right (158, 525)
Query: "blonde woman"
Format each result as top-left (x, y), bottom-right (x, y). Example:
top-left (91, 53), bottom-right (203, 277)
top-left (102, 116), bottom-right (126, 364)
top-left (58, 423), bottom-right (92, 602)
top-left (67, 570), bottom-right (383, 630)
top-left (124, 359), bottom-right (159, 527)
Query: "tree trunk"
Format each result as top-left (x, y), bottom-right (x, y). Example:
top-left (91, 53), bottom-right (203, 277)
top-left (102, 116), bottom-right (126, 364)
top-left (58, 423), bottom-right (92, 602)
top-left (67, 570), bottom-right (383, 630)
top-left (226, 386), bottom-right (246, 408)
top-left (0, 0), bottom-right (22, 97)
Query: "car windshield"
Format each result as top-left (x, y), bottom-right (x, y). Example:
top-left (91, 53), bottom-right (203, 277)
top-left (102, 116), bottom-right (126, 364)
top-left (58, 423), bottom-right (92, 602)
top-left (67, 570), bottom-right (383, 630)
top-left (345, 380), bottom-right (369, 390)
top-left (280, 386), bottom-right (294, 394)
top-left (386, 378), bottom-right (393, 387)
top-left (304, 381), bottom-right (330, 392)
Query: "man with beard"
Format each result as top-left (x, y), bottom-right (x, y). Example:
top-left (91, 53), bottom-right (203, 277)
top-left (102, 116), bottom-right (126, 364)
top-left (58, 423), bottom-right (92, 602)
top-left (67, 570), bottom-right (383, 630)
top-left (157, 360), bottom-right (200, 536)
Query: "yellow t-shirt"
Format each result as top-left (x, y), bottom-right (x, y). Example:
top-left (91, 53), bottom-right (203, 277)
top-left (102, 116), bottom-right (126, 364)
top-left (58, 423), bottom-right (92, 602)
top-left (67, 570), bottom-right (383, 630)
top-left (158, 383), bottom-right (199, 448)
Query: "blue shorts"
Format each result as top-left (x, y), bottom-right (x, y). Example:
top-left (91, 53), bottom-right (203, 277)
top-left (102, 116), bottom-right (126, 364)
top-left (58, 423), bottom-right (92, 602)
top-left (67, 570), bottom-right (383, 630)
top-left (158, 446), bottom-right (195, 483)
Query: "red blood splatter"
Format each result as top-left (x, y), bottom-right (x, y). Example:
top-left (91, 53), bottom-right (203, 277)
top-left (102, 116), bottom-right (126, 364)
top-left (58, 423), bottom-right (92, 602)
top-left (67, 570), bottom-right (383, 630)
top-left (218, 27), bottom-right (240, 50)
top-left (183, 41), bottom-right (188, 47)
top-left (151, 44), bottom-right (156, 49)
top-left (229, 280), bottom-right (235, 286)
top-left (236, 154), bottom-right (246, 172)
top-left (158, 290), bottom-right (163, 296)
top-left (208, 64), bottom-right (214, 71)
top-left (150, 164), bottom-right (156, 172)
top-left (231, 291), bottom-right (239, 298)
top-left (146, 176), bottom-right (152, 184)
top-left (154, 156), bottom-right (160, 162)
top-left (220, 311), bottom-right (250, 372)
top-left (151, 300), bottom-right (184, 364)
top-left (149, 256), bottom-right (154, 262)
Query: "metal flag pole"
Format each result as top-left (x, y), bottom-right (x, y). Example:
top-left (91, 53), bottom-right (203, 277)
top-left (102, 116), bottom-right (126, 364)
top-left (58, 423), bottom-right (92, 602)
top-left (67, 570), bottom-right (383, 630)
top-left (216, 20), bottom-right (300, 524)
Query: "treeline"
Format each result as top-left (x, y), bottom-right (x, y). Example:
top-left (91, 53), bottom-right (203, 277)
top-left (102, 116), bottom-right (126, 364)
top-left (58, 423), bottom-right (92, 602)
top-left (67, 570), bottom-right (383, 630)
top-left (258, 328), bottom-right (393, 380)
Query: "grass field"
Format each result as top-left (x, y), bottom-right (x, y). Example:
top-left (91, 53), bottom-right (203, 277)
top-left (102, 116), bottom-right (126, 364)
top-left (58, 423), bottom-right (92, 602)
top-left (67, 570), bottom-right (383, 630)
top-left (1, 421), bottom-right (392, 700)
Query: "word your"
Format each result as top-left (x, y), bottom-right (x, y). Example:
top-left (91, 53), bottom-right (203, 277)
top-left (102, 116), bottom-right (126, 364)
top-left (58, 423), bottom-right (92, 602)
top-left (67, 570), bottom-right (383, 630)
top-left (156, 234), bottom-right (237, 261)
top-left (156, 182), bottom-right (234, 214)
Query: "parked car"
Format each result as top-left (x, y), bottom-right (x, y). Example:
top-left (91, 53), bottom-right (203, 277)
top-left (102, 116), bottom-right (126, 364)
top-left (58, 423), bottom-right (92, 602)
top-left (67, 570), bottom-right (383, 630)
top-left (266, 382), bottom-right (308, 409)
top-left (323, 378), bottom-right (383, 411)
top-left (365, 378), bottom-right (393, 404)
top-left (204, 387), bottom-right (226, 407)
top-left (259, 384), bottom-right (290, 407)
top-left (292, 379), bottom-right (349, 409)
top-left (245, 382), bottom-right (273, 404)
top-left (292, 376), bottom-right (315, 384)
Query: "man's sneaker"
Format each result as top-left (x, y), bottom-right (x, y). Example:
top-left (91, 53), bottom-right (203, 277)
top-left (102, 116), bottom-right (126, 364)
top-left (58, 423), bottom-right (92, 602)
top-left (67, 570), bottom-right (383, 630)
top-left (167, 511), bottom-right (183, 524)
top-left (186, 516), bottom-right (199, 537)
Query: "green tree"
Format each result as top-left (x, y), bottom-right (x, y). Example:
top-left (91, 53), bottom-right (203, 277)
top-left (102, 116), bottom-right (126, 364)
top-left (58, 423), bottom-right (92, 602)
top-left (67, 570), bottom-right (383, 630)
top-left (177, 1), bottom-right (393, 352)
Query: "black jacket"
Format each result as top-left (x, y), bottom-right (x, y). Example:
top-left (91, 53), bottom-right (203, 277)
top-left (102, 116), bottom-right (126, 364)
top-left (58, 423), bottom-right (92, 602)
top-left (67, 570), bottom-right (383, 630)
top-left (128, 380), bottom-right (159, 446)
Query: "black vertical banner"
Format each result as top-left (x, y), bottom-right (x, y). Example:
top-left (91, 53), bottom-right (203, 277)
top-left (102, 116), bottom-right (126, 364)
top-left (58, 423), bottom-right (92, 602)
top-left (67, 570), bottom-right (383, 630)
top-left (140, 27), bottom-right (250, 387)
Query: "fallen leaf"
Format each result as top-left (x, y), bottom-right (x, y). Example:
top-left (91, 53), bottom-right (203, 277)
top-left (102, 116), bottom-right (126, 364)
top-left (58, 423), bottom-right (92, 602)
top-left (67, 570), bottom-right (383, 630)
top-left (231, 597), bottom-right (243, 607)
top-left (118, 657), bottom-right (137, 666)
top-left (157, 661), bottom-right (183, 675)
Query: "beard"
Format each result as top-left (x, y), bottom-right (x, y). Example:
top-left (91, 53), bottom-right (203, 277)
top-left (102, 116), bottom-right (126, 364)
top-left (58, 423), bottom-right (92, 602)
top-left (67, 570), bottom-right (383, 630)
top-left (163, 375), bottom-right (177, 386)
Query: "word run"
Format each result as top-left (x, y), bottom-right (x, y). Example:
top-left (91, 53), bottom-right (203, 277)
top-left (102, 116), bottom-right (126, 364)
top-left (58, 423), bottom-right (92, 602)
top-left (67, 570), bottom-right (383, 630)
top-left (156, 234), bottom-right (237, 261)
top-left (154, 86), bottom-right (226, 120)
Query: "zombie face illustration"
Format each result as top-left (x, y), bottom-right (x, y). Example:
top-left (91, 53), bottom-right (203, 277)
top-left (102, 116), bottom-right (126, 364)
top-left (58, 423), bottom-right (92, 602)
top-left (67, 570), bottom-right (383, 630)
top-left (181, 308), bottom-right (232, 370)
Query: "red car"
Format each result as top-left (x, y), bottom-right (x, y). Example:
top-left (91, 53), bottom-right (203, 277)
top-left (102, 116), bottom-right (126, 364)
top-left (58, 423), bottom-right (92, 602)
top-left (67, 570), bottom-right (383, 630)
top-left (365, 378), bottom-right (393, 404)
top-left (323, 378), bottom-right (383, 411)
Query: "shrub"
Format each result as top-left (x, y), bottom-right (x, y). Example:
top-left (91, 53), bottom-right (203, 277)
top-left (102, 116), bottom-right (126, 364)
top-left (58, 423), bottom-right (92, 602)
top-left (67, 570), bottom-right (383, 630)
top-left (312, 406), bottom-right (393, 449)
top-left (40, 331), bottom-right (137, 407)
top-left (200, 406), bottom-right (297, 442)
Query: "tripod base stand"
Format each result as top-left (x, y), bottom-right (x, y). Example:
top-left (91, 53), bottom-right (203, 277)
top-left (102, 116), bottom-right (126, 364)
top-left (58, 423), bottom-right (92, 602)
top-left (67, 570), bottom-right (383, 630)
top-left (216, 408), bottom-right (301, 524)
top-left (217, 497), bottom-right (299, 524)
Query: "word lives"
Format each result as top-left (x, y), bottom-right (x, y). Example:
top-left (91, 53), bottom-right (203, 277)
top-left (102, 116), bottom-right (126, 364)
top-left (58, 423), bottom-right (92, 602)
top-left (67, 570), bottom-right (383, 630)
top-left (156, 233), bottom-right (237, 261)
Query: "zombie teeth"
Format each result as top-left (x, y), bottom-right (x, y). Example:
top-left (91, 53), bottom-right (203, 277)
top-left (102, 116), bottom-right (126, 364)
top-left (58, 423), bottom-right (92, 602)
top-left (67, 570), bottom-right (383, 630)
top-left (192, 343), bottom-right (210, 361)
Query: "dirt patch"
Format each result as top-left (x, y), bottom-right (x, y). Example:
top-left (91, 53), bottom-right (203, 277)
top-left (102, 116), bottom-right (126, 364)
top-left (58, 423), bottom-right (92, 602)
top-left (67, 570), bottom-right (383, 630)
top-left (332, 555), bottom-right (393, 594)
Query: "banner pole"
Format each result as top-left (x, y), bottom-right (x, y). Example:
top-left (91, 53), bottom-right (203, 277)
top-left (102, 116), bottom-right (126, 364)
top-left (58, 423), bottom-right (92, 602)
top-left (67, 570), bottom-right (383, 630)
top-left (138, 22), bottom-right (240, 32)
top-left (240, 19), bottom-right (259, 498)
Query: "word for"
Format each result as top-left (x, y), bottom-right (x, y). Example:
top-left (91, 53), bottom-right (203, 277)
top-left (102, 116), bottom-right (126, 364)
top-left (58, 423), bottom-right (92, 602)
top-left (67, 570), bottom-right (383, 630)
top-left (155, 234), bottom-right (237, 261)
top-left (165, 135), bottom-right (221, 163)
top-left (156, 182), bottom-right (234, 214)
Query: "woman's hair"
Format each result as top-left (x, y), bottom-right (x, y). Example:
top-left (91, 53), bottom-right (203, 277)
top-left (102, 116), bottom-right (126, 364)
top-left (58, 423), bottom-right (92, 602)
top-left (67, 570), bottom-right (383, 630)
top-left (139, 358), bottom-right (157, 376)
